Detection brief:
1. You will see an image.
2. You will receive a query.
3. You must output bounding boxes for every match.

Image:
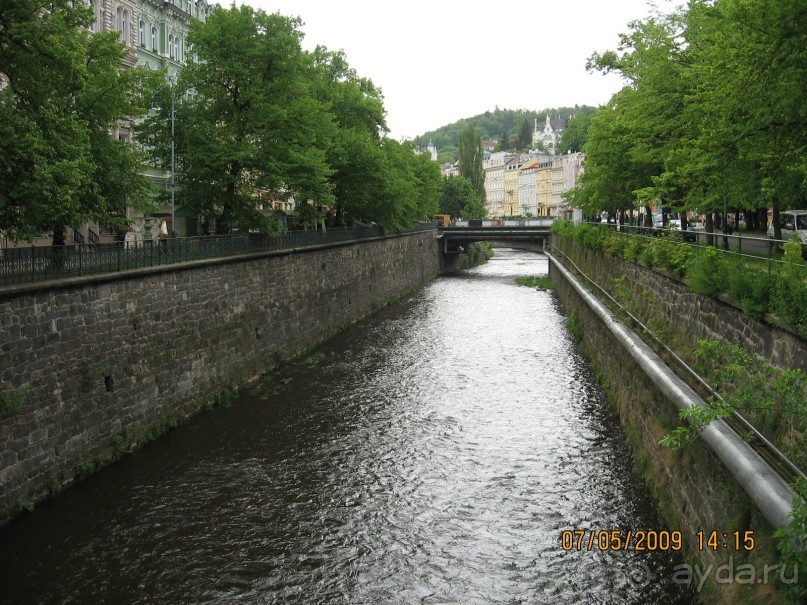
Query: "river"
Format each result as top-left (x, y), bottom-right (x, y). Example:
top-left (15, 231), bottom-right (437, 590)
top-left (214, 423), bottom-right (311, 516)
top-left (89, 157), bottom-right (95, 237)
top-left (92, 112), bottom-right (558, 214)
top-left (0, 248), bottom-right (697, 604)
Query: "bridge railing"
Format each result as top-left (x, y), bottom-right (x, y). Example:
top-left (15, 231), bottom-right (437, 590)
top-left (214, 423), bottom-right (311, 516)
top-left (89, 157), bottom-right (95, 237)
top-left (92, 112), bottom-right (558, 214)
top-left (0, 225), bottom-right (437, 287)
top-left (452, 218), bottom-right (556, 228)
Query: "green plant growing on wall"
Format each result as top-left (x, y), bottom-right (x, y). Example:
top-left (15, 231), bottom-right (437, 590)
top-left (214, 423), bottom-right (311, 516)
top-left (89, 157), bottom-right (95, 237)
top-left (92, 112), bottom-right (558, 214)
top-left (659, 340), bottom-right (806, 452)
top-left (112, 425), bottom-right (135, 458)
top-left (772, 236), bottom-right (807, 338)
top-left (610, 276), bottom-right (637, 327)
top-left (0, 385), bottom-right (30, 417)
top-left (658, 340), bottom-right (807, 605)
top-left (775, 478), bottom-right (807, 605)
top-left (622, 236), bottom-right (647, 263)
top-left (687, 247), bottom-right (726, 296)
top-left (648, 232), bottom-right (692, 276)
top-left (566, 310), bottom-right (582, 342)
top-left (79, 360), bottom-right (103, 391)
top-left (725, 257), bottom-right (773, 320)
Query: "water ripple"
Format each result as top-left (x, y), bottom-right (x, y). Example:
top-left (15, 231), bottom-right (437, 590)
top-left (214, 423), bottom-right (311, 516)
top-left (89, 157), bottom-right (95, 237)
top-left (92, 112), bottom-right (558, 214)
top-left (0, 249), bottom-right (697, 605)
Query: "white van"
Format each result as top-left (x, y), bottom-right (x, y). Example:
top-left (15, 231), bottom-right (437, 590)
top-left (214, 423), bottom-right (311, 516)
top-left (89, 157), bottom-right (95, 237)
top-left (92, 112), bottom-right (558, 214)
top-left (768, 210), bottom-right (807, 244)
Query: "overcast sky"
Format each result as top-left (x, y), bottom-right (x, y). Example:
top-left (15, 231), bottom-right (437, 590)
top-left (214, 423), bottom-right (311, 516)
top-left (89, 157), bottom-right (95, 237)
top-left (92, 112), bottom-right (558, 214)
top-left (246, 1), bottom-right (668, 141)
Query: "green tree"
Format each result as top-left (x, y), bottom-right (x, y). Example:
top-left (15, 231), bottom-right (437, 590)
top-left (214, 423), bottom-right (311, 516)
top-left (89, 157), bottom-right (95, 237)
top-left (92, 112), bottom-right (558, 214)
top-left (458, 126), bottom-right (486, 204)
top-left (369, 139), bottom-right (441, 231)
top-left (439, 176), bottom-right (486, 219)
top-left (559, 110), bottom-right (594, 154)
top-left (142, 5), bottom-right (334, 234)
top-left (518, 116), bottom-right (533, 148)
top-left (0, 0), bottom-right (159, 243)
top-left (497, 129), bottom-right (509, 152)
top-left (309, 46), bottom-right (387, 226)
top-left (570, 90), bottom-right (660, 221)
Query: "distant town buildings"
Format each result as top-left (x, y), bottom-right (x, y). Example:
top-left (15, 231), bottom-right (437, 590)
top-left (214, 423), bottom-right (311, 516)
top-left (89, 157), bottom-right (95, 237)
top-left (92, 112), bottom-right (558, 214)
top-left (532, 115), bottom-right (567, 155)
top-left (438, 114), bottom-right (583, 218)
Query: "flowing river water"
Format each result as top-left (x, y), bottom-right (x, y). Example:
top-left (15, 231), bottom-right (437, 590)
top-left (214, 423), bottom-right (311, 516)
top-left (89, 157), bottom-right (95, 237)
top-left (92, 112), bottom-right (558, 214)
top-left (0, 248), bottom-right (698, 604)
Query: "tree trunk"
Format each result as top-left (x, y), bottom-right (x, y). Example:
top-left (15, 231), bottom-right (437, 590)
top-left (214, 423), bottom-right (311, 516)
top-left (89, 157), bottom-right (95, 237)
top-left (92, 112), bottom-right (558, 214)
top-left (705, 212), bottom-right (714, 247)
top-left (52, 225), bottom-right (66, 247)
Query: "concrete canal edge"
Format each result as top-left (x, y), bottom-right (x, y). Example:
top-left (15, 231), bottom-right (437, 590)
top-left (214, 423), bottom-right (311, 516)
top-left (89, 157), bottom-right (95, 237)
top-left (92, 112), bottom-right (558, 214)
top-left (0, 230), bottom-right (441, 525)
top-left (548, 251), bottom-right (796, 605)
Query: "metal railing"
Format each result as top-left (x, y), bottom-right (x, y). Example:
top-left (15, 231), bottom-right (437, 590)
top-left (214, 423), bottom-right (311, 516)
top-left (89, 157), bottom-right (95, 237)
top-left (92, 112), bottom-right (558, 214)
top-left (585, 220), bottom-right (806, 269)
top-left (0, 225), bottom-right (432, 287)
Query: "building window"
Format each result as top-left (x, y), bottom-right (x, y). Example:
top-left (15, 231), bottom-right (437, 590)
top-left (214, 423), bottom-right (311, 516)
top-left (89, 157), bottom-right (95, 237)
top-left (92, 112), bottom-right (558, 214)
top-left (151, 26), bottom-right (157, 51)
top-left (123, 10), bottom-right (128, 42)
top-left (174, 36), bottom-right (180, 62)
top-left (115, 7), bottom-right (122, 32)
top-left (87, 0), bottom-right (96, 31)
top-left (168, 34), bottom-right (174, 59)
top-left (139, 20), bottom-right (145, 47)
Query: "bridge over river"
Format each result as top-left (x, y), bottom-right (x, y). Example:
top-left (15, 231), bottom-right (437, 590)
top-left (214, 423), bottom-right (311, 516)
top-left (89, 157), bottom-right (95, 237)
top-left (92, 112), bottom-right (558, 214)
top-left (438, 219), bottom-right (554, 253)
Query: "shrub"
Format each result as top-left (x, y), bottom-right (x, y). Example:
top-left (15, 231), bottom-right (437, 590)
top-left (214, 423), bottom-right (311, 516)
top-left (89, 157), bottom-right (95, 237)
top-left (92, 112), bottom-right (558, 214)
top-left (603, 233), bottom-right (629, 257)
top-left (648, 233), bottom-right (693, 276)
top-left (725, 259), bottom-right (773, 320)
top-left (622, 237), bottom-right (646, 262)
top-left (687, 246), bottom-right (726, 296)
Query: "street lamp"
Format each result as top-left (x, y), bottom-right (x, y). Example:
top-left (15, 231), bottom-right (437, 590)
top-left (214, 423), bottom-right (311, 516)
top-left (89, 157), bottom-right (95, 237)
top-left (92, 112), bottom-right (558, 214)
top-left (169, 74), bottom-right (175, 238)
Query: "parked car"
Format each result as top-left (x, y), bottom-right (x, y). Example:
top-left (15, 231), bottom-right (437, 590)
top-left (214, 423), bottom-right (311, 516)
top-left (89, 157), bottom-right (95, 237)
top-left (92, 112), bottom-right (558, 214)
top-left (768, 209), bottom-right (807, 243)
top-left (768, 209), bottom-right (807, 257)
top-left (652, 213), bottom-right (696, 240)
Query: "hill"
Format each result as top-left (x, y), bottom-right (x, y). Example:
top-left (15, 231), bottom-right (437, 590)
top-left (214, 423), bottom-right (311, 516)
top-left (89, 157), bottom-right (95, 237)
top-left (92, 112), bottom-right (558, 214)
top-left (413, 106), bottom-right (596, 162)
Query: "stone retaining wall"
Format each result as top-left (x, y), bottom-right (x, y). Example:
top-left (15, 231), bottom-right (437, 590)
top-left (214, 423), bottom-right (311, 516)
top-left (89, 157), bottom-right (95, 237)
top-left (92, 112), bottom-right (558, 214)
top-left (0, 231), bottom-right (439, 523)
top-left (549, 242), bottom-right (793, 605)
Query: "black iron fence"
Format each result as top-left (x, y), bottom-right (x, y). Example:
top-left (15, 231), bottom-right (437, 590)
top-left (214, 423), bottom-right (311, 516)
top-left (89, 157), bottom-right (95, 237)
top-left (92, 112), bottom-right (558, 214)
top-left (0, 225), bottom-right (431, 287)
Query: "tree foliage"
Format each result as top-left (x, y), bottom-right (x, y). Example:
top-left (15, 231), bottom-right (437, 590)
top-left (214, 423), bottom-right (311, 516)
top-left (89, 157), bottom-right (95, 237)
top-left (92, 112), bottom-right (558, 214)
top-left (575, 0), bottom-right (807, 227)
top-left (439, 176), bottom-right (486, 220)
top-left (417, 106), bottom-right (593, 161)
top-left (458, 126), bottom-right (486, 204)
top-left (0, 0), bottom-right (160, 243)
top-left (139, 4), bottom-right (441, 233)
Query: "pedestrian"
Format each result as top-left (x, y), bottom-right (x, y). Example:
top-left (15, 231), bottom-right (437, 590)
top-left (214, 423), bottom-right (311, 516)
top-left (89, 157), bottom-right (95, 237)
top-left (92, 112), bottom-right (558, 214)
top-left (124, 225), bottom-right (136, 249)
top-left (159, 219), bottom-right (168, 252)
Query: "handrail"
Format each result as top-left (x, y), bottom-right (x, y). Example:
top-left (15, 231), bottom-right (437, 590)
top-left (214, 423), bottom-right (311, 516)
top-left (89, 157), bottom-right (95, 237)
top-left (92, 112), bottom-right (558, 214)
top-left (0, 225), bottom-right (433, 286)
top-left (548, 249), bottom-right (797, 528)
top-left (551, 243), bottom-right (807, 485)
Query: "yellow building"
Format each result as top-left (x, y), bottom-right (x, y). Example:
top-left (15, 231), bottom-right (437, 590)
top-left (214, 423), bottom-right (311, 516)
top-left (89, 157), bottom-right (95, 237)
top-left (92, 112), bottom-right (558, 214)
top-left (536, 161), bottom-right (553, 216)
top-left (503, 157), bottom-right (524, 217)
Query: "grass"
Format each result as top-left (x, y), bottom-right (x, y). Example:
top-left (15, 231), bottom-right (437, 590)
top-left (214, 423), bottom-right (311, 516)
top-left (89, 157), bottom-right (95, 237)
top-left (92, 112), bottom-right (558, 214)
top-left (515, 275), bottom-right (555, 290)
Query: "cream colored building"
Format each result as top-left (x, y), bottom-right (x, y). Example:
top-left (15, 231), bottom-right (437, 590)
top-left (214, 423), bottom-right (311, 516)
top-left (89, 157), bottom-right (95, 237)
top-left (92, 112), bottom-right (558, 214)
top-left (483, 152), bottom-right (511, 217)
top-left (518, 159), bottom-right (540, 216)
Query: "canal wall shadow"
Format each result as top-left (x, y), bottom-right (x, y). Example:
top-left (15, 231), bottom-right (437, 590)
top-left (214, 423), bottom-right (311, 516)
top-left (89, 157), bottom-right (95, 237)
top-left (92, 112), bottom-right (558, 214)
top-left (0, 231), bottom-right (440, 524)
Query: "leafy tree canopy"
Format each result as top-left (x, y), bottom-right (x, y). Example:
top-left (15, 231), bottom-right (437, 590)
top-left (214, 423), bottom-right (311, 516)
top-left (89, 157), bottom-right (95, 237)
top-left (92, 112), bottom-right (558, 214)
top-left (439, 176), bottom-right (486, 219)
top-left (0, 0), bottom-right (160, 243)
top-left (576, 0), bottom-right (807, 233)
top-left (458, 126), bottom-right (486, 204)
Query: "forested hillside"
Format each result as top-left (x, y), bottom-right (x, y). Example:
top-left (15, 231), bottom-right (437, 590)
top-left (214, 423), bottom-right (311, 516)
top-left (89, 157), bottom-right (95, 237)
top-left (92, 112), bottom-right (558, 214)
top-left (414, 106), bottom-right (596, 162)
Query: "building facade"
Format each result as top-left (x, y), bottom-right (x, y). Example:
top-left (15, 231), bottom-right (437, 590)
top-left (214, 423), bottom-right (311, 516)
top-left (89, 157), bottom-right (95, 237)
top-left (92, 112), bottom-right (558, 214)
top-left (532, 115), bottom-right (568, 155)
top-left (536, 161), bottom-right (553, 216)
top-left (483, 151), bottom-right (511, 217)
top-left (135, 0), bottom-right (210, 235)
top-left (503, 157), bottom-right (525, 217)
top-left (518, 159), bottom-right (539, 216)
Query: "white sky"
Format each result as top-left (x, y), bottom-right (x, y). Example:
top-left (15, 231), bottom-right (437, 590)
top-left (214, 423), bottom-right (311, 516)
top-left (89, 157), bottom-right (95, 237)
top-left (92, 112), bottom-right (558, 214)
top-left (245, 1), bottom-right (667, 141)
